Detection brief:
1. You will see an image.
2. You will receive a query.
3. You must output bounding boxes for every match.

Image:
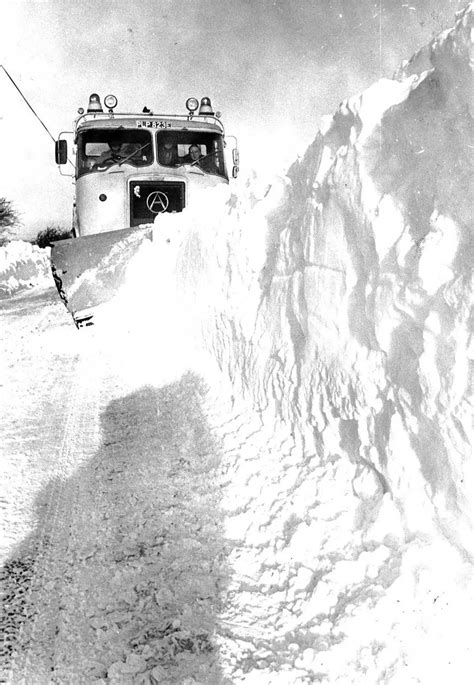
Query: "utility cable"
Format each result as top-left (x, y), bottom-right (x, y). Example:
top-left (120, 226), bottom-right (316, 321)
top-left (1, 64), bottom-right (56, 143)
top-left (1, 64), bottom-right (74, 168)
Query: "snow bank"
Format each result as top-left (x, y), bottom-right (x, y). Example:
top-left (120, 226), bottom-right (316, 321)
top-left (0, 240), bottom-right (52, 297)
top-left (152, 5), bottom-right (473, 682)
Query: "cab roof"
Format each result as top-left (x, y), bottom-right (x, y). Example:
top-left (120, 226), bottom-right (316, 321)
top-left (76, 113), bottom-right (225, 134)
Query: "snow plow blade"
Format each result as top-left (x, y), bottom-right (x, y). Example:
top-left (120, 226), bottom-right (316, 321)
top-left (50, 226), bottom-right (152, 328)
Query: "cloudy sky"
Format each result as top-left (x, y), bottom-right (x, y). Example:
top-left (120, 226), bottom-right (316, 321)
top-left (0, 0), bottom-right (466, 236)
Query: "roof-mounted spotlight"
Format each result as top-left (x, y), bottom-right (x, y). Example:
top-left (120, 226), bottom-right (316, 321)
top-left (199, 97), bottom-right (214, 115)
top-left (186, 97), bottom-right (199, 114)
top-left (87, 93), bottom-right (103, 113)
top-left (104, 94), bottom-right (118, 111)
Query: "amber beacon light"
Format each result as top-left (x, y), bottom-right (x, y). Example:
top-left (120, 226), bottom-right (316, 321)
top-left (87, 94), bottom-right (103, 113)
top-left (199, 97), bottom-right (214, 115)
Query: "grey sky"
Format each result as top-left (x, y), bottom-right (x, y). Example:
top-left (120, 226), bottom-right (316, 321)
top-left (0, 0), bottom-right (467, 234)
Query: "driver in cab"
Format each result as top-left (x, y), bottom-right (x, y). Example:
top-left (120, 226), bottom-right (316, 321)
top-left (94, 138), bottom-right (128, 167)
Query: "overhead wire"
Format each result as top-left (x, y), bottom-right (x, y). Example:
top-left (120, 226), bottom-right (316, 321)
top-left (1, 64), bottom-right (56, 143)
top-left (1, 64), bottom-right (75, 168)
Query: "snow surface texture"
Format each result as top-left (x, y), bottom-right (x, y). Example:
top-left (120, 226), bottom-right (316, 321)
top-left (1, 6), bottom-right (473, 683)
top-left (129, 6), bottom-right (472, 682)
top-left (0, 241), bottom-right (51, 297)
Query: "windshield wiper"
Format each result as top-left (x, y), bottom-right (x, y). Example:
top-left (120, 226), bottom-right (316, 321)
top-left (117, 141), bottom-right (151, 167)
top-left (177, 149), bottom-right (219, 170)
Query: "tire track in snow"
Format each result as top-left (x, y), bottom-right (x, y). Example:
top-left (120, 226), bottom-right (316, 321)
top-left (4, 349), bottom-right (102, 684)
top-left (1, 288), bottom-right (84, 681)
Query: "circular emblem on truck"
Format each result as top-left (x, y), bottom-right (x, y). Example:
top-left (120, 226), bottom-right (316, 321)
top-left (146, 190), bottom-right (169, 213)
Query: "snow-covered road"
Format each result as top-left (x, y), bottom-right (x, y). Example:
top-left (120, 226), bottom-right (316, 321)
top-left (0, 286), bottom-right (240, 684)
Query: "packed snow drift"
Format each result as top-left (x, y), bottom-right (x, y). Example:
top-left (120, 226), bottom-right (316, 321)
top-left (0, 241), bottom-right (52, 297)
top-left (1, 5), bottom-right (473, 684)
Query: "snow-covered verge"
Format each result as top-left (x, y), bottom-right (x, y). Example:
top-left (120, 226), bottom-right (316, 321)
top-left (141, 5), bottom-right (472, 683)
top-left (0, 241), bottom-right (52, 297)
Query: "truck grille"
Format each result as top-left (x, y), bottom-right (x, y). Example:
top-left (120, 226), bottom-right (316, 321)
top-left (130, 181), bottom-right (185, 226)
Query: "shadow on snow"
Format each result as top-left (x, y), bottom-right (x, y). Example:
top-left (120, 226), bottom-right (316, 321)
top-left (1, 372), bottom-right (231, 684)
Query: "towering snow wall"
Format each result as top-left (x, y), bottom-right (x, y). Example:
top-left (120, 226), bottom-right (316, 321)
top-left (172, 3), bottom-right (472, 549)
top-left (151, 6), bottom-right (474, 681)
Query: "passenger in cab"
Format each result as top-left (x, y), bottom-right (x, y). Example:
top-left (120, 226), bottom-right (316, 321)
top-left (188, 144), bottom-right (202, 164)
top-left (186, 144), bottom-right (218, 174)
top-left (159, 137), bottom-right (179, 166)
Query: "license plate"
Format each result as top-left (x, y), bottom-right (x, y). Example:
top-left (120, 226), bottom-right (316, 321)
top-left (136, 120), bottom-right (172, 129)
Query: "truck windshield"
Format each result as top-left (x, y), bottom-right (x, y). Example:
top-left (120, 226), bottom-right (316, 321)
top-left (77, 129), bottom-right (153, 176)
top-left (157, 131), bottom-right (226, 178)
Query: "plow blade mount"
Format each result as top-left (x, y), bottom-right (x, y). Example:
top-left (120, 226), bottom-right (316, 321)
top-left (50, 226), bottom-right (152, 327)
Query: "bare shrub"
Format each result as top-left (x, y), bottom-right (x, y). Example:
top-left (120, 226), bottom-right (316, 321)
top-left (0, 198), bottom-right (20, 246)
top-left (34, 225), bottom-right (72, 249)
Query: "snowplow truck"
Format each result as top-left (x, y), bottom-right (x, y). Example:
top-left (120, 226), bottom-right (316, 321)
top-left (51, 94), bottom-right (239, 327)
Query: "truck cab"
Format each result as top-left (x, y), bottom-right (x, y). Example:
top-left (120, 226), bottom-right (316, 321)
top-left (56, 94), bottom-right (239, 236)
